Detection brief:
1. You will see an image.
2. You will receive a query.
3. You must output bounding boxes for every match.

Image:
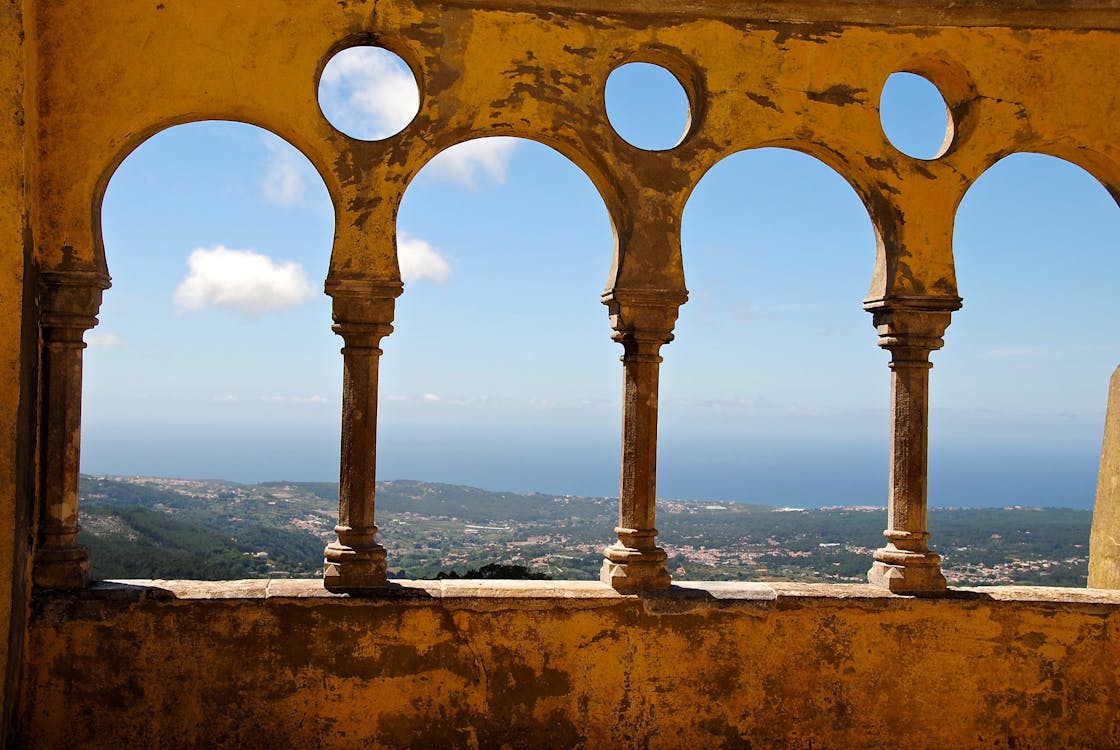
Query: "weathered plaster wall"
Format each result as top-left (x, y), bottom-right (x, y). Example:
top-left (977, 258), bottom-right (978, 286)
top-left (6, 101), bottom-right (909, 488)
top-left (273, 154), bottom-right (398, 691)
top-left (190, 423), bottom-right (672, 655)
top-left (29, 0), bottom-right (1120, 296)
top-left (9, 1), bottom-right (1120, 745)
top-left (23, 581), bottom-right (1120, 749)
top-left (0, 0), bottom-right (32, 743)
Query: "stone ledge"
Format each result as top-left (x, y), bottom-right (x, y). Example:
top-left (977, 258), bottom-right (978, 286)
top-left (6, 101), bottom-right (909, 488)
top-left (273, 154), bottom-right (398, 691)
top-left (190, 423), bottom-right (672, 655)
top-left (61, 578), bottom-right (1120, 607)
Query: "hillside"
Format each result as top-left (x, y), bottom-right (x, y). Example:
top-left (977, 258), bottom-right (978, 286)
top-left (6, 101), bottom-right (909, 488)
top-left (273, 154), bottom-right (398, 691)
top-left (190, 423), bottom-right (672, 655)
top-left (77, 475), bottom-right (1091, 586)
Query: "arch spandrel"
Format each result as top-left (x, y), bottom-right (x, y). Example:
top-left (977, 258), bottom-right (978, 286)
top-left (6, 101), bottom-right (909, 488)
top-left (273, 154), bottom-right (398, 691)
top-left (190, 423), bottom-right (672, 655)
top-left (28, 0), bottom-right (1120, 298)
top-left (33, 1), bottom-right (365, 272)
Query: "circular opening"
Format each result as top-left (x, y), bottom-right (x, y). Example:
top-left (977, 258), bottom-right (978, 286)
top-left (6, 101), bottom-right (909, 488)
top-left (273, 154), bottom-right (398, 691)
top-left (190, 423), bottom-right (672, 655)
top-left (318, 46), bottom-right (420, 141)
top-left (605, 62), bottom-right (691, 151)
top-left (879, 72), bottom-right (953, 160)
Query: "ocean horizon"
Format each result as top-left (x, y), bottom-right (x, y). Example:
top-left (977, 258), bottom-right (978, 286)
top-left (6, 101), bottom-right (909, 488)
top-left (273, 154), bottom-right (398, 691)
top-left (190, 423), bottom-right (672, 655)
top-left (80, 424), bottom-right (1101, 510)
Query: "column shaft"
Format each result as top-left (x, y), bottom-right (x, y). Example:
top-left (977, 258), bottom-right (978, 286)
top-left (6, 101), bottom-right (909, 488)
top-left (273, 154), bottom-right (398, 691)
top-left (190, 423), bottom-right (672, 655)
top-left (600, 290), bottom-right (683, 592)
top-left (619, 345), bottom-right (660, 537)
top-left (34, 270), bottom-right (109, 589)
top-left (866, 307), bottom-right (953, 593)
top-left (322, 280), bottom-right (401, 592)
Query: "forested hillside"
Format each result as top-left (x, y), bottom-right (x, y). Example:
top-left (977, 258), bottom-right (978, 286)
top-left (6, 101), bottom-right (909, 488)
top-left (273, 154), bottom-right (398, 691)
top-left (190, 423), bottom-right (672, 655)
top-left (77, 475), bottom-right (1091, 586)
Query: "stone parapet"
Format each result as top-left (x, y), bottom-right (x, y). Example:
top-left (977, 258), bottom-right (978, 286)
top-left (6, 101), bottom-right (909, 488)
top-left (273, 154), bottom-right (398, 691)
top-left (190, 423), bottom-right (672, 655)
top-left (24, 580), bottom-right (1120, 749)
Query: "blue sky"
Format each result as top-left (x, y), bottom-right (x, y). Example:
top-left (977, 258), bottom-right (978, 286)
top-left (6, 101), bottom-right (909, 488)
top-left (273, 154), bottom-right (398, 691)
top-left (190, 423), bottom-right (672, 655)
top-left (81, 51), bottom-right (1119, 509)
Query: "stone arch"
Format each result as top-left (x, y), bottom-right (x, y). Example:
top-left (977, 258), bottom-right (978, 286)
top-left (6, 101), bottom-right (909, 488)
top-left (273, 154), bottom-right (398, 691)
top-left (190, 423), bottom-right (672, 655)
top-left (1014, 145), bottom-right (1120, 209)
top-left (87, 119), bottom-right (337, 477)
top-left (90, 116), bottom-right (341, 280)
top-left (371, 134), bottom-right (618, 577)
top-left (391, 134), bottom-right (617, 409)
top-left (666, 145), bottom-right (881, 509)
top-left (402, 132), bottom-right (628, 287)
top-left (939, 150), bottom-right (1120, 519)
top-left (680, 142), bottom-right (884, 293)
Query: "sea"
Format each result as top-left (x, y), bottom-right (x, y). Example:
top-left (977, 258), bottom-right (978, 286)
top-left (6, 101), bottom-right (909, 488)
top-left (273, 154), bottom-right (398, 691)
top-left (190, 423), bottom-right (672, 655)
top-left (79, 423), bottom-right (1101, 510)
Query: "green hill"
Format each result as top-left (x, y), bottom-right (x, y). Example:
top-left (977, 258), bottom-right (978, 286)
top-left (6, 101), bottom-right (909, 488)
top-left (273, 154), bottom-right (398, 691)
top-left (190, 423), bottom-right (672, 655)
top-left (77, 475), bottom-right (1091, 586)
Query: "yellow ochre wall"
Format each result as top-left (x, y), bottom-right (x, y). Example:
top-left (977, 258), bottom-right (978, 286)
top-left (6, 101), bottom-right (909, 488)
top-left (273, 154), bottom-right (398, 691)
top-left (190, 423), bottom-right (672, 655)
top-left (0, 0), bottom-right (35, 744)
top-left (3, 0), bottom-right (1120, 747)
top-left (22, 581), bottom-right (1120, 750)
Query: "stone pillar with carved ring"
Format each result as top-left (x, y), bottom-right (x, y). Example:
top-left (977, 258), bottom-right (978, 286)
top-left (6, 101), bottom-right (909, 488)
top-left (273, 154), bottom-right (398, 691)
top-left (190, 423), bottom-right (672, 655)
top-left (34, 268), bottom-right (111, 589)
top-left (600, 288), bottom-right (686, 593)
top-left (323, 278), bottom-right (402, 592)
top-left (865, 301), bottom-right (957, 593)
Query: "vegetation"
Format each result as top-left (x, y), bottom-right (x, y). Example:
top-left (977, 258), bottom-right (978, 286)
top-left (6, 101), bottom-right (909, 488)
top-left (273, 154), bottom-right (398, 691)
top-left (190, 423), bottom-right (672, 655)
top-left (77, 475), bottom-right (1091, 587)
top-left (436, 563), bottom-right (550, 580)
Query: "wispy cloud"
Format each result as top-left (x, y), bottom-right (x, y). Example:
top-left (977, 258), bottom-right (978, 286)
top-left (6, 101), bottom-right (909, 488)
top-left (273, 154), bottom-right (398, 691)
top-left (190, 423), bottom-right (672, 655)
top-left (426, 138), bottom-right (519, 189)
top-left (260, 136), bottom-right (312, 206)
top-left (319, 48), bottom-right (518, 183)
top-left (174, 246), bottom-right (314, 316)
top-left (261, 394), bottom-right (330, 405)
top-left (86, 331), bottom-right (120, 348)
top-left (318, 47), bottom-right (420, 140)
top-left (213, 394), bottom-right (330, 405)
top-left (397, 232), bottom-right (451, 284)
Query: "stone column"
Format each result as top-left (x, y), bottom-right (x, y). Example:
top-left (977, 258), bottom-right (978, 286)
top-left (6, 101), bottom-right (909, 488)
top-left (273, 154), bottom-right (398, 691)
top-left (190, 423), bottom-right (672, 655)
top-left (865, 304), bottom-right (954, 593)
top-left (600, 289), bottom-right (684, 593)
top-left (34, 269), bottom-right (110, 589)
top-left (322, 278), bottom-right (402, 592)
top-left (1088, 364), bottom-right (1120, 588)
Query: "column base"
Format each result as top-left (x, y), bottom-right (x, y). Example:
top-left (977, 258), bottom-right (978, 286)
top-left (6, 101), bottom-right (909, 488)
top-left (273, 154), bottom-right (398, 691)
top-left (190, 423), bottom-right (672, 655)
top-left (867, 549), bottom-right (946, 593)
top-left (33, 544), bottom-right (91, 589)
top-left (323, 542), bottom-right (387, 592)
top-left (600, 544), bottom-right (671, 593)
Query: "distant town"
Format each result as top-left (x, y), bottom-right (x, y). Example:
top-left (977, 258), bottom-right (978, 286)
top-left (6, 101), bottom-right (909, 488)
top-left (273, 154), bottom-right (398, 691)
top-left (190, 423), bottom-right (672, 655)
top-left (79, 474), bottom-right (1091, 587)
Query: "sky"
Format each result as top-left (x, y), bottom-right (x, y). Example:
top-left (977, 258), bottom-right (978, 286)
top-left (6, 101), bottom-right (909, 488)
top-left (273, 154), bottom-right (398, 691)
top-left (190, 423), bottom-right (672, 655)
top-left (81, 49), bottom-right (1120, 509)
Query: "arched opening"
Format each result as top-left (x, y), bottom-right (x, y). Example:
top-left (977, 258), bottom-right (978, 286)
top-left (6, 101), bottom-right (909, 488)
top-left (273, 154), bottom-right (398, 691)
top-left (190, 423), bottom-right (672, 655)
top-left (666, 147), bottom-right (882, 581)
top-left (936, 152), bottom-right (1120, 585)
top-left (81, 121), bottom-right (337, 580)
top-left (383, 136), bottom-right (616, 579)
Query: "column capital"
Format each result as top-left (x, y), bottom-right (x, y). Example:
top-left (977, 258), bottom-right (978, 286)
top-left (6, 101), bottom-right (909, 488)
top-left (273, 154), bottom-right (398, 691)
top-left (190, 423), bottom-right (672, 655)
top-left (602, 287), bottom-right (687, 352)
top-left (325, 278), bottom-right (403, 319)
top-left (864, 299), bottom-right (958, 366)
top-left (325, 278), bottom-right (403, 347)
top-left (324, 276), bottom-right (404, 300)
top-left (40, 269), bottom-right (112, 338)
top-left (602, 287), bottom-right (687, 328)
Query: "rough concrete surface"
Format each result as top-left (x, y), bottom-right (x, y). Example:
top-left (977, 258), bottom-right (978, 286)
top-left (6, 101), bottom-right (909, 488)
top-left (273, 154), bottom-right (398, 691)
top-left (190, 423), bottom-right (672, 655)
top-left (23, 580), bottom-right (1120, 749)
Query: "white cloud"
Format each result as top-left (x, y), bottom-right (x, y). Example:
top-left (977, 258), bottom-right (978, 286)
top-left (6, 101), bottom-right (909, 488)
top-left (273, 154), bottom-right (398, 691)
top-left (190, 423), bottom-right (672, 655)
top-left (261, 395), bottom-right (329, 405)
top-left (319, 47), bottom-right (420, 140)
top-left (426, 138), bottom-right (519, 189)
top-left (318, 48), bottom-right (517, 182)
top-left (261, 137), bottom-right (310, 206)
top-left (397, 232), bottom-right (451, 284)
top-left (422, 393), bottom-right (441, 402)
top-left (86, 331), bottom-right (120, 348)
top-left (173, 246), bottom-right (315, 316)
